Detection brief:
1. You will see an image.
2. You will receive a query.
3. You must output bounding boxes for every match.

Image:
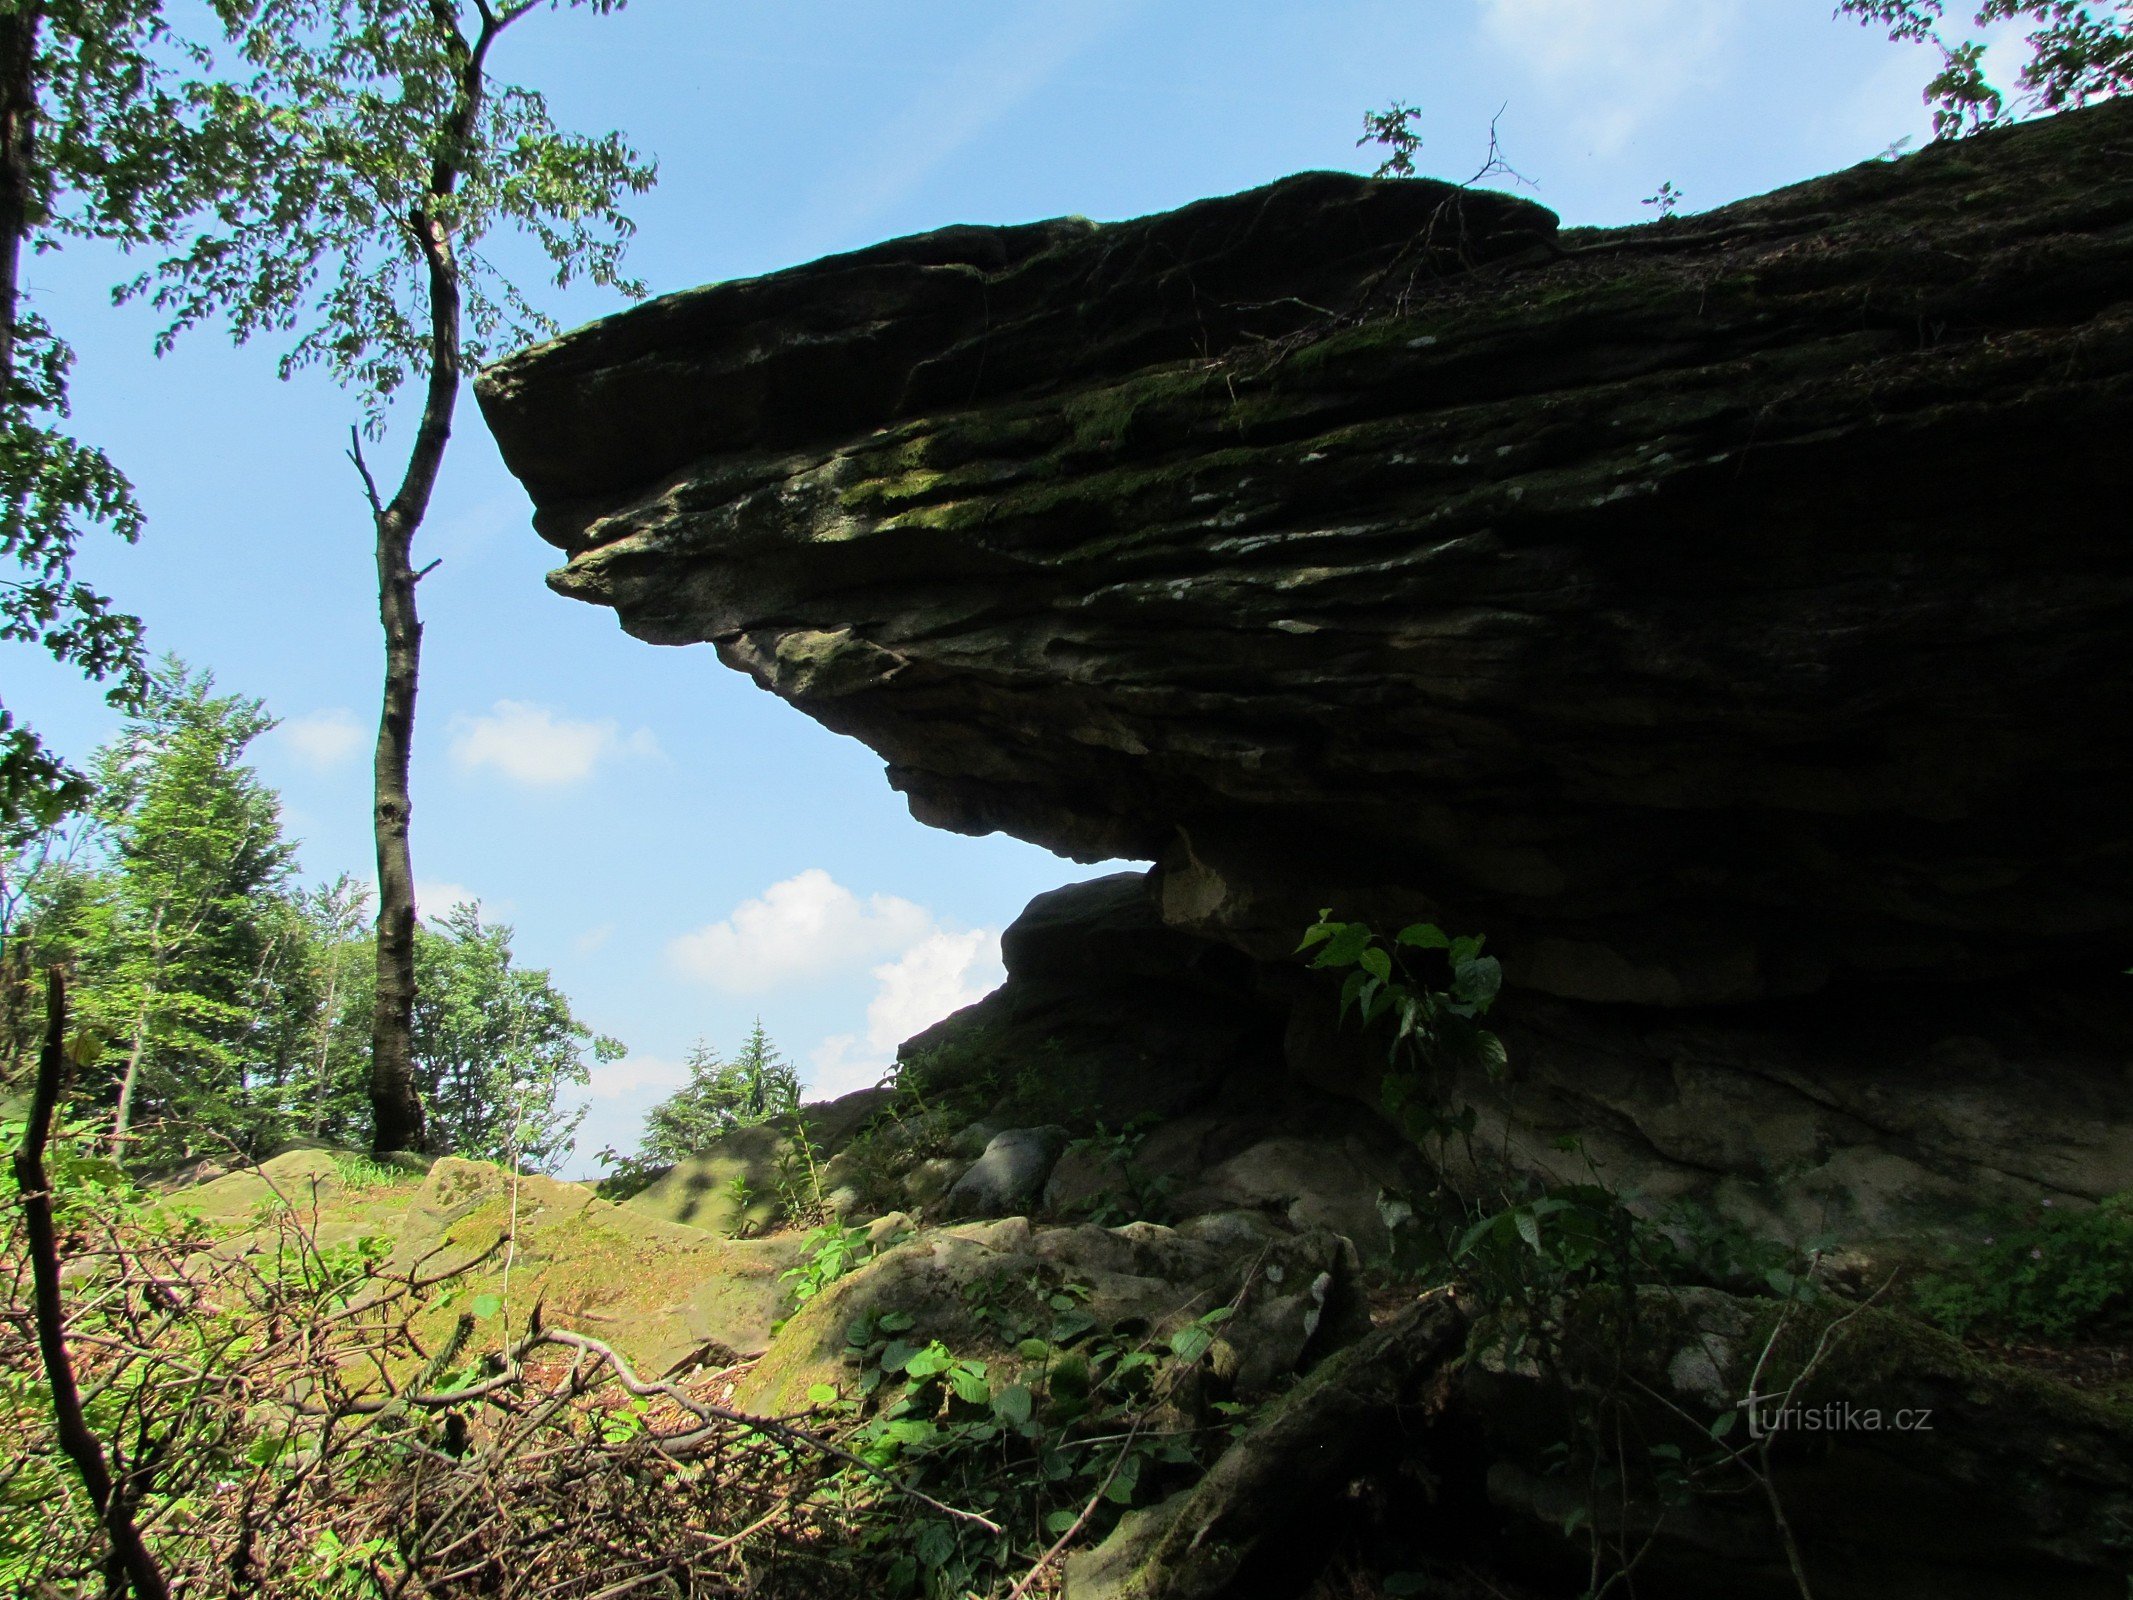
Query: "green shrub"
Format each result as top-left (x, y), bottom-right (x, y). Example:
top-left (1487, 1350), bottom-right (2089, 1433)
top-left (1912, 1193), bottom-right (2133, 1342)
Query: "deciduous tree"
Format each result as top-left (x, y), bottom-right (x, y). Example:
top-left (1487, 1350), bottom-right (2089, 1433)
top-left (0, 0), bottom-right (241, 835)
top-left (126, 0), bottom-right (654, 1154)
top-left (1841, 1), bottom-right (2132, 136)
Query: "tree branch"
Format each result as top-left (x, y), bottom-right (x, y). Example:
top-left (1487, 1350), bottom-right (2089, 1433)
top-left (346, 426), bottom-right (384, 517)
top-left (10, 968), bottom-right (172, 1600)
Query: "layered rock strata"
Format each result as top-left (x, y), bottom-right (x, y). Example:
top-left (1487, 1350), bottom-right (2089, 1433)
top-left (480, 100), bottom-right (2133, 1008)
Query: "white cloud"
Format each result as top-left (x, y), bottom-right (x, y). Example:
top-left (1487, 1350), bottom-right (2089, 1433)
top-left (584, 1053), bottom-right (691, 1102)
top-left (414, 879), bottom-right (483, 920)
top-left (667, 869), bottom-right (934, 993)
top-left (448, 699), bottom-right (660, 788)
top-left (807, 1034), bottom-right (880, 1101)
top-left (864, 929), bottom-right (1003, 1054)
top-left (277, 708), bottom-right (365, 769)
top-left (1479, 0), bottom-right (1742, 155)
top-left (574, 922), bottom-right (616, 955)
top-left (808, 928), bottom-right (1004, 1100)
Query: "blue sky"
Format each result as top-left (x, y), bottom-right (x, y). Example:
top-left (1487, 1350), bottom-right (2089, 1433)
top-left (11, 1), bottom-right (1997, 1173)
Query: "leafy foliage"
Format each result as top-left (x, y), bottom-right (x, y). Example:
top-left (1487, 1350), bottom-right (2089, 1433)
top-left (1358, 99), bottom-right (1425, 177)
top-left (1840, 1), bottom-right (2133, 137)
top-left (827, 1288), bottom-right (1241, 1597)
top-left (3, 666), bottom-right (618, 1170)
top-left (6, 659), bottom-right (303, 1162)
top-left (0, 0), bottom-right (336, 832)
top-left (124, 0), bottom-right (657, 426)
top-left (780, 1222), bottom-right (879, 1313)
top-left (1297, 910), bottom-right (1506, 1148)
top-left (319, 900), bottom-right (619, 1171)
top-left (1911, 1192), bottom-right (2133, 1340)
top-left (638, 1022), bottom-right (801, 1163)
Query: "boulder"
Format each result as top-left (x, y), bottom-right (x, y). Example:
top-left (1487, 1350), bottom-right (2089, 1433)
top-left (162, 1148), bottom-right (425, 1254)
top-left (481, 101), bottom-right (2133, 1008)
top-left (389, 1158), bottom-right (801, 1379)
top-left (620, 1123), bottom-right (792, 1235)
top-left (734, 1213), bottom-right (1365, 1415)
top-left (943, 1124), bottom-right (1070, 1217)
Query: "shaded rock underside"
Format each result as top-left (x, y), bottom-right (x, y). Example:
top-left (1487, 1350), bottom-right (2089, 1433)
top-left (481, 100), bottom-right (2133, 1009)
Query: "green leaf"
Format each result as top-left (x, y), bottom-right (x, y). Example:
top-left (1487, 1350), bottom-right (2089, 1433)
top-left (1044, 1508), bottom-right (1079, 1535)
top-left (1454, 1214), bottom-right (1498, 1259)
top-left (877, 1311), bottom-right (917, 1333)
top-left (1017, 1338), bottom-right (1052, 1361)
top-left (806, 1383), bottom-right (839, 1406)
top-left (949, 1365), bottom-right (990, 1405)
top-left (1453, 955), bottom-right (1502, 1007)
top-left (879, 1339), bottom-right (921, 1375)
top-left (994, 1383), bottom-right (1034, 1426)
top-left (1051, 1310), bottom-right (1098, 1342)
top-left (1358, 946), bottom-right (1393, 983)
top-left (471, 1293), bottom-right (502, 1319)
top-left (914, 1521), bottom-right (957, 1569)
top-left (1337, 968), bottom-right (1370, 1017)
top-left (903, 1343), bottom-right (953, 1378)
top-left (1710, 1410), bottom-right (1740, 1440)
top-left (1104, 1451), bottom-right (1144, 1503)
top-left (1395, 923), bottom-right (1451, 949)
top-left (1169, 1326), bottom-right (1214, 1364)
top-left (1476, 1030), bottom-right (1509, 1078)
top-left (1313, 922), bottom-right (1373, 968)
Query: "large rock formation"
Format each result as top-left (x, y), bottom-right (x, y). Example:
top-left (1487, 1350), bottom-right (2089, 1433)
top-left (480, 100), bottom-right (2133, 1011)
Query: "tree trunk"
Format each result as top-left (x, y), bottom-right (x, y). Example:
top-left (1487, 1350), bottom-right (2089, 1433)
top-left (368, 495), bottom-right (427, 1153)
top-left (310, 937), bottom-right (346, 1139)
top-left (366, 14), bottom-right (497, 1155)
top-left (0, 1), bottom-right (43, 395)
top-left (110, 905), bottom-right (164, 1159)
top-left (109, 981), bottom-right (153, 1158)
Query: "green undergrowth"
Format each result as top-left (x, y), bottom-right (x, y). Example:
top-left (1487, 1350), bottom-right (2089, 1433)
top-left (1296, 910), bottom-right (2133, 1592)
top-left (817, 1281), bottom-right (1246, 1596)
top-left (1909, 1191), bottom-right (2133, 1343)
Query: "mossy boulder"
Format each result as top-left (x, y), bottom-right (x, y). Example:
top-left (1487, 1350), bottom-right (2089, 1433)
top-left (390, 1157), bottom-right (803, 1379)
top-left (619, 1123), bottom-right (794, 1235)
top-left (159, 1148), bottom-right (427, 1253)
top-left (735, 1212), bottom-right (1364, 1416)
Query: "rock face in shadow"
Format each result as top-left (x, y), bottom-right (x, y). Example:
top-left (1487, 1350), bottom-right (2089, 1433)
top-left (481, 101), bottom-right (2133, 1008)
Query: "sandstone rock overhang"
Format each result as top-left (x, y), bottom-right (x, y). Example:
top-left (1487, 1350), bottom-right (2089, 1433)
top-left (478, 102), bottom-right (2133, 1006)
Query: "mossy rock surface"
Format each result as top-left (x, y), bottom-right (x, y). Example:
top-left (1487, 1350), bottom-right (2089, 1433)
top-left (620, 1124), bottom-right (794, 1235)
top-left (160, 1148), bottom-right (427, 1254)
top-left (390, 1158), bottom-right (803, 1379)
top-left (735, 1211), bottom-right (1362, 1416)
top-left (158, 1154), bottom-right (802, 1383)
